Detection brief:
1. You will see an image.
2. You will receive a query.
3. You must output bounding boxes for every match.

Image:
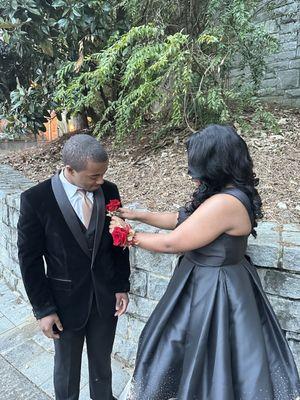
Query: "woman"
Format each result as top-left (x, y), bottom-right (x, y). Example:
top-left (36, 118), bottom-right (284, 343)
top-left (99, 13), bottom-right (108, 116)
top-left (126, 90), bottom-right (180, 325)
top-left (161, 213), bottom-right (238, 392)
top-left (110, 125), bottom-right (300, 400)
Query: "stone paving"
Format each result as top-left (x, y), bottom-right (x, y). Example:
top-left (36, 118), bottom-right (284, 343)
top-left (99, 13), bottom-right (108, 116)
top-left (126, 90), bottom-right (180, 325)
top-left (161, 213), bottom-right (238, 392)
top-left (0, 279), bottom-right (91, 400)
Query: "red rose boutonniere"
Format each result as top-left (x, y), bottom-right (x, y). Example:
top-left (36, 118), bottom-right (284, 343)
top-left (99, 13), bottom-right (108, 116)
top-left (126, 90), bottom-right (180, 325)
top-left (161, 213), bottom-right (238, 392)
top-left (106, 199), bottom-right (121, 217)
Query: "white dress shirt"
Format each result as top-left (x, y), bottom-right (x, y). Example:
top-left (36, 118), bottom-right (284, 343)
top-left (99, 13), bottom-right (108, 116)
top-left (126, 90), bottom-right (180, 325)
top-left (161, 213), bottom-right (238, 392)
top-left (59, 169), bottom-right (94, 224)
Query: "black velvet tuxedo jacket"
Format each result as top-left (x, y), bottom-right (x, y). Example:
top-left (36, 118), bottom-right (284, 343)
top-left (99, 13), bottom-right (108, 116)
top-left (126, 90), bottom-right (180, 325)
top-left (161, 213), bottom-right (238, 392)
top-left (17, 173), bottom-right (130, 330)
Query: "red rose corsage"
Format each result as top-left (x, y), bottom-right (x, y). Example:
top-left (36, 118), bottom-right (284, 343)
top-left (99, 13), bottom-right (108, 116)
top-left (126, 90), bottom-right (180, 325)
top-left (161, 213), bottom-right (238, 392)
top-left (111, 223), bottom-right (136, 249)
top-left (106, 199), bottom-right (121, 217)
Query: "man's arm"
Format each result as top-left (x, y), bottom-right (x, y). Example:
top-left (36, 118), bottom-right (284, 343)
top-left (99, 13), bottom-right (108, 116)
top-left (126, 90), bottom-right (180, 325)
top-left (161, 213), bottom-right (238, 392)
top-left (17, 192), bottom-right (57, 319)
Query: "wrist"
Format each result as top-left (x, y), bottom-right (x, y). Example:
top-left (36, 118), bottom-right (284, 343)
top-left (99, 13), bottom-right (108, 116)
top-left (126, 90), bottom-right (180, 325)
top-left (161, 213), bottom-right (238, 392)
top-left (132, 231), bottom-right (140, 247)
top-left (131, 210), bottom-right (143, 221)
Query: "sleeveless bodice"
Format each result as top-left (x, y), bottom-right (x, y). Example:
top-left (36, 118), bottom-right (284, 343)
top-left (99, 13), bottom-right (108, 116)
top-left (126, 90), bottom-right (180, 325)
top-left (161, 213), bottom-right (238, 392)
top-left (129, 189), bottom-right (300, 400)
top-left (178, 187), bottom-right (254, 267)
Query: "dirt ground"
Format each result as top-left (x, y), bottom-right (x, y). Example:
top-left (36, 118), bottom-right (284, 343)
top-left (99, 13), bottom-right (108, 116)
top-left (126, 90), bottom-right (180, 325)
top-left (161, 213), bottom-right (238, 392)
top-left (1, 107), bottom-right (299, 224)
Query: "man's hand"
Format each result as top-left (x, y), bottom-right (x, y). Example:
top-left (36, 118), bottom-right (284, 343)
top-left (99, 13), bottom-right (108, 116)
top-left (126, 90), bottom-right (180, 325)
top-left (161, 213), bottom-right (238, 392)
top-left (38, 313), bottom-right (63, 339)
top-left (115, 293), bottom-right (129, 317)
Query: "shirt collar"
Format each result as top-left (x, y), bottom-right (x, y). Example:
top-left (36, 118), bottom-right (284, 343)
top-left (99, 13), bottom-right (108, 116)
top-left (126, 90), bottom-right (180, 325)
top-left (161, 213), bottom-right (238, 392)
top-left (59, 169), bottom-right (82, 199)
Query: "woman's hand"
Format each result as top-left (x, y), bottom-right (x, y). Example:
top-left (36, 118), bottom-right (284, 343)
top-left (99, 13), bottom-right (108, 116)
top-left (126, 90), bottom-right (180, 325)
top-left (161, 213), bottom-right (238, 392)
top-left (117, 207), bottom-right (138, 221)
top-left (109, 216), bottom-right (127, 234)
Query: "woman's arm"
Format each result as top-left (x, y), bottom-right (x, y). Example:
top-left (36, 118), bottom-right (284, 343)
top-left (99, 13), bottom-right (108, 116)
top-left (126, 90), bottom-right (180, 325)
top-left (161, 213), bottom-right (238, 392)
top-left (112, 194), bottom-right (251, 253)
top-left (118, 208), bottom-right (178, 230)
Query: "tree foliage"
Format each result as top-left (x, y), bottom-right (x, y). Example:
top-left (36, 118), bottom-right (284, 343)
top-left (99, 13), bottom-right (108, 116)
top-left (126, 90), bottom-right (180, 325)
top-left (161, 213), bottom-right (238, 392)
top-left (0, 0), bottom-right (126, 135)
top-left (0, 0), bottom-right (278, 138)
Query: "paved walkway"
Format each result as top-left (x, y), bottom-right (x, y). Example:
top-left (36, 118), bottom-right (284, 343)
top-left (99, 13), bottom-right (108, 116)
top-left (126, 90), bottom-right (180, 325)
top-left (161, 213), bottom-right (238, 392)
top-left (0, 280), bottom-right (90, 399)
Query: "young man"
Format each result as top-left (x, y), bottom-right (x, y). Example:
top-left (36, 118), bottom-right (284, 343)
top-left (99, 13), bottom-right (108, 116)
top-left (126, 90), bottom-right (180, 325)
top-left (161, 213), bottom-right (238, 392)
top-left (18, 134), bottom-right (130, 400)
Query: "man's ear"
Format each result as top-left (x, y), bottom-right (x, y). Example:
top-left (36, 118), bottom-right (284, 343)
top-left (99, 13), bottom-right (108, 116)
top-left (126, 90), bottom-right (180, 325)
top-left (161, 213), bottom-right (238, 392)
top-left (65, 165), bottom-right (75, 175)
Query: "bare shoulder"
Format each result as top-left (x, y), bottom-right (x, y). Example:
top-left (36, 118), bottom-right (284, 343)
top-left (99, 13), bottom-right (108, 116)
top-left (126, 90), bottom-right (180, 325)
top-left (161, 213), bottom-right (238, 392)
top-left (196, 193), bottom-right (243, 214)
top-left (192, 192), bottom-right (251, 236)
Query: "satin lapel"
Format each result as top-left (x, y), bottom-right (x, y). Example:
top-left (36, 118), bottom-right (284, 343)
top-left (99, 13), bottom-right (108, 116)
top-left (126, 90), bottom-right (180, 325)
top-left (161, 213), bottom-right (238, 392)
top-left (91, 185), bottom-right (106, 266)
top-left (51, 173), bottom-right (91, 259)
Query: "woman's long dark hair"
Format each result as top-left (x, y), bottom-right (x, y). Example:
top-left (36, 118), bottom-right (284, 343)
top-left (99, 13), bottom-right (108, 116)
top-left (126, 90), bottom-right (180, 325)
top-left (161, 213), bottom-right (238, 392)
top-left (185, 124), bottom-right (263, 236)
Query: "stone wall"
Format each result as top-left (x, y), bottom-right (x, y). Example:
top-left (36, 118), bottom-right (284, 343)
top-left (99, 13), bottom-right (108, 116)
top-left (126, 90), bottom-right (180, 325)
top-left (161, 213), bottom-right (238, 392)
top-left (230, 0), bottom-right (300, 107)
top-left (0, 165), bottom-right (33, 298)
top-left (0, 164), bottom-right (299, 398)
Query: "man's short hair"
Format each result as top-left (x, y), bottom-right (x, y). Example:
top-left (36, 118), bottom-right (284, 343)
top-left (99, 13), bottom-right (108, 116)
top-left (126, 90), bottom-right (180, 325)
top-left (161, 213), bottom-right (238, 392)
top-left (62, 134), bottom-right (108, 171)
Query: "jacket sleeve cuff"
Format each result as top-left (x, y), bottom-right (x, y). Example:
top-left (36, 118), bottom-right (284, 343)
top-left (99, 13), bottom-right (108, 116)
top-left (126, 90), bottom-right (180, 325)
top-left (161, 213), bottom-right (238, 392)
top-left (33, 304), bottom-right (58, 320)
top-left (114, 283), bottom-right (130, 293)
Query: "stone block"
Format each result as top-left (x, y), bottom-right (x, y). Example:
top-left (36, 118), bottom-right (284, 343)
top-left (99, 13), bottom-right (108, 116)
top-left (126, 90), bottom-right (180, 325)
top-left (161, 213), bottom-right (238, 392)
top-left (280, 40), bottom-right (298, 52)
top-left (127, 316), bottom-right (146, 343)
top-left (283, 224), bottom-right (300, 232)
top-left (286, 88), bottom-right (300, 99)
top-left (287, 339), bottom-right (300, 373)
top-left (31, 330), bottom-right (54, 353)
top-left (147, 273), bottom-right (170, 301)
top-left (230, 68), bottom-right (243, 78)
top-left (262, 78), bottom-right (278, 88)
top-left (247, 222), bottom-right (281, 268)
top-left (1, 204), bottom-right (9, 226)
top-left (3, 339), bottom-right (45, 368)
top-left (7, 241), bottom-right (19, 263)
top-left (130, 269), bottom-right (148, 297)
top-left (277, 69), bottom-right (300, 89)
top-left (79, 384), bottom-right (91, 400)
top-left (116, 313), bottom-right (130, 339)
top-left (19, 350), bottom-right (53, 386)
top-left (8, 225), bottom-right (18, 245)
top-left (264, 19), bottom-right (279, 34)
top-left (267, 294), bottom-right (300, 333)
top-left (0, 243), bottom-right (10, 264)
top-left (113, 335), bottom-right (136, 367)
top-left (38, 376), bottom-right (55, 399)
top-left (15, 278), bottom-right (28, 302)
top-left (272, 3), bottom-right (299, 16)
top-left (286, 331), bottom-right (300, 341)
top-left (6, 193), bottom-right (21, 210)
top-left (0, 315), bottom-right (14, 334)
top-left (0, 320), bottom-right (39, 355)
top-left (9, 208), bottom-right (19, 229)
top-left (0, 286), bottom-right (20, 307)
top-left (127, 294), bottom-right (157, 322)
top-left (0, 292), bottom-right (32, 326)
top-left (266, 60), bottom-right (289, 73)
top-left (271, 50), bottom-right (297, 61)
top-left (8, 259), bottom-right (21, 278)
top-left (258, 87), bottom-right (278, 97)
top-left (282, 228), bottom-right (300, 271)
top-left (278, 32), bottom-right (298, 43)
top-left (129, 248), bottom-right (135, 267)
top-left (0, 355), bottom-right (50, 400)
top-left (134, 247), bottom-right (176, 277)
top-left (259, 268), bottom-right (300, 299)
top-left (112, 358), bottom-right (132, 398)
top-left (263, 72), bottom-right (276, 80)
top-left (4, 302), bottom-right (32, 326)
top-left (0, 279), bottom-right (10, 294)
top-left (1, 268), bottom-right (18, 291)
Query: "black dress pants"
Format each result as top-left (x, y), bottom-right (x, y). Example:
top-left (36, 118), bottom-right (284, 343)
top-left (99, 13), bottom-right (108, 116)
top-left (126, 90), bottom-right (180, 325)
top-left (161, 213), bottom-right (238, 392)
top-left (54, 298), bottom-right (117, 400)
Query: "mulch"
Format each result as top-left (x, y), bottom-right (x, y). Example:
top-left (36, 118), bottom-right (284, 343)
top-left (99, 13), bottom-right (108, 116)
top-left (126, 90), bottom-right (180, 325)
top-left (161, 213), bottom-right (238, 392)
top-left (1, 107), bottom-right (299, 224)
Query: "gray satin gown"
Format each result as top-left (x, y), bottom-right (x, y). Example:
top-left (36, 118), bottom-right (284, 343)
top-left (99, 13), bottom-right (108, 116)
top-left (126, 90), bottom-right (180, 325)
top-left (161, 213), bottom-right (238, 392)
top-left (128, 188), bottom-right (300, 400)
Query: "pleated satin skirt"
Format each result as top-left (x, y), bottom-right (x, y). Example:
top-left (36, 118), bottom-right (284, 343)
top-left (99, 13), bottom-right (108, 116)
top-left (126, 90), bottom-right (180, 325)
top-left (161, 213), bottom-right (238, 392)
top-left (127, 256), bottom-right (300, 400)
